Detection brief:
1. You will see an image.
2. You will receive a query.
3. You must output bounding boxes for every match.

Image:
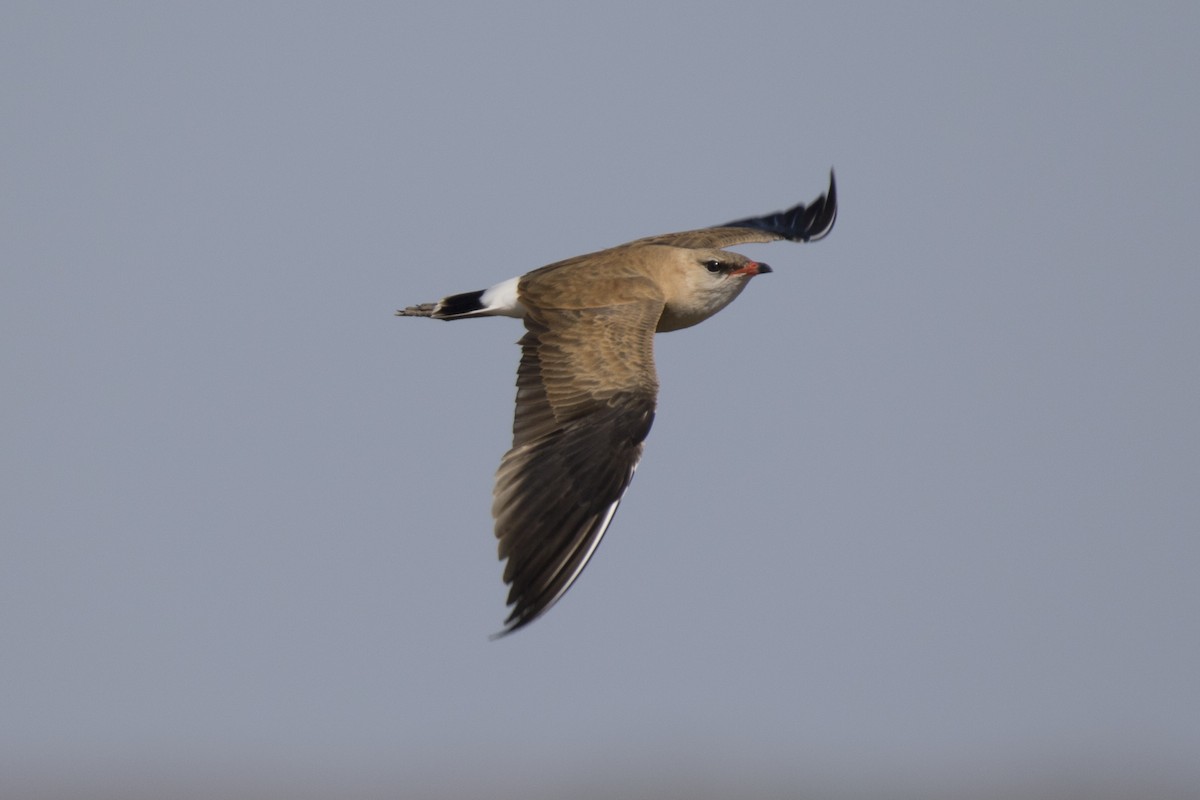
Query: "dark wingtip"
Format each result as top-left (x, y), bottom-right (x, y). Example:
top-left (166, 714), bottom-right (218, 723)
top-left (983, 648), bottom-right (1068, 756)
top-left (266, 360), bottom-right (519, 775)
top-left (806, 168), bottom-right (837, 243)
top-left (721, 167), bottom-right (838, 243)
top-left (488, 615), bottom-right (531, 640)
top-left (488, 603), bottom-right (545, 639)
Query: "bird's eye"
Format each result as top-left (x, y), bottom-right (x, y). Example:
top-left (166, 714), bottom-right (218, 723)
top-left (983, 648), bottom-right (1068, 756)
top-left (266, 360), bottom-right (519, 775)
top-left (703, 260), bottom-right (723, 273)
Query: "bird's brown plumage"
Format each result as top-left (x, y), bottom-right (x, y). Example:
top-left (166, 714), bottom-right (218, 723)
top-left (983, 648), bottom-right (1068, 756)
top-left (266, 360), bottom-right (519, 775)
top-left (396, 171), bottom-right (837, 635)
top-left (492, 256), bottom-right (666, 633)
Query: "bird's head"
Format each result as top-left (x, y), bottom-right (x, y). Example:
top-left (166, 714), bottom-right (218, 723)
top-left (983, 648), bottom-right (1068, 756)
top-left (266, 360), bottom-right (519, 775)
top-left (655, 247), bottom-right (771, 332)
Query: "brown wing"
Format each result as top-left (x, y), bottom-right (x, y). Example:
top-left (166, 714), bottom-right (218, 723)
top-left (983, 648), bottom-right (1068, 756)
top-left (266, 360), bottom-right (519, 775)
top-left (627, 169), bottom-right (837, 250)
top-left (492, 281), bottom-right (663, 635)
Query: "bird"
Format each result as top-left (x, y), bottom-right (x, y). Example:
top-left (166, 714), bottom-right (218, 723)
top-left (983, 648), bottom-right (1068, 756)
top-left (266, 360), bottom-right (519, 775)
top-left (396, 172), bottom-right (837, 635)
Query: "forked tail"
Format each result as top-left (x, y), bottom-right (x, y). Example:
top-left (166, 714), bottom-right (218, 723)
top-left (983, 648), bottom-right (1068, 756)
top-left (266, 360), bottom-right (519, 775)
top-left (395, 290), bottom-right (486, 319)
top-left (395, 277), bottom-right (524, 321)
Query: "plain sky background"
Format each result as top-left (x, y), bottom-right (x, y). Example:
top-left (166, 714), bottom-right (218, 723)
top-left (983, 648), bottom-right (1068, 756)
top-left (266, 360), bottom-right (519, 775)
top-left (3, 3), bottom-right (1198, 798)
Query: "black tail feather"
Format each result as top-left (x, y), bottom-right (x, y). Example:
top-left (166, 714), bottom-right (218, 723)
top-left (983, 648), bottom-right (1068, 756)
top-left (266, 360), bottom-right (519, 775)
top-left (434, 290), bottom-right (486, 319)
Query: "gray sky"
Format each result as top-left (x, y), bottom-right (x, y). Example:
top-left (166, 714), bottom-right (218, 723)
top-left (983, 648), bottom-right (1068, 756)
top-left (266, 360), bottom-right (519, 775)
top-left (3, 3), bottom-right (1198, 798)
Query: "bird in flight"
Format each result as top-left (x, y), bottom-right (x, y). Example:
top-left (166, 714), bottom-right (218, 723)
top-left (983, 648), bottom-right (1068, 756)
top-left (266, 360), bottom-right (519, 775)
top-left (397, 172), bottom-right (837, 635)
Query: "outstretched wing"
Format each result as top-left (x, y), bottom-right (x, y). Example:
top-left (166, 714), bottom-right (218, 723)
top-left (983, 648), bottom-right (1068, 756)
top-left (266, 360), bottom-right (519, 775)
top-left (491, 287), bottom-right (663, 635)
top-left (629, 169), bottom-right (837, 250)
